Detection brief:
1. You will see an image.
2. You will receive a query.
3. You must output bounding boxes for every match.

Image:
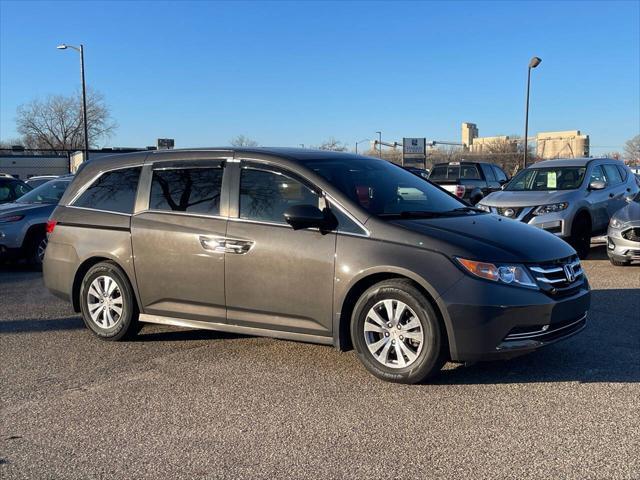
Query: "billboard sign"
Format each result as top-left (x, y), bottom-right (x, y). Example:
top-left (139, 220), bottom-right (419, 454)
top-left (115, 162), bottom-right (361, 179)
top-left (403, 137), bottom-right (426, 155)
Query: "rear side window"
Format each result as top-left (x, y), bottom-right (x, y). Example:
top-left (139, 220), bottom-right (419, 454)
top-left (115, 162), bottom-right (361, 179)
top-left (616, 164), bottom-right (628, 181)
top-left (493, 165), bottom-right (508, 182)
top-left (150, 167), bottom-right (223, 215)
top-left (240, 167), bottom-right (320, 224)
top-left (74, 167), bottom-right (141, 214)
top-left (603, 164), bottom-right (623, 185)
top-left (480, 164), bottom-right (496, 181)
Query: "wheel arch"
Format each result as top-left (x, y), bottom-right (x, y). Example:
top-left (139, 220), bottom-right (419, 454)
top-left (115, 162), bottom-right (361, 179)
top-left (334, 268), bottom-right (450, 357)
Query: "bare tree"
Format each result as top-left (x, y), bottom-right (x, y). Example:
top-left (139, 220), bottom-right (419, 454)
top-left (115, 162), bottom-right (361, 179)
top-left (624, 134), bottom-right (640, 165)
top-left (318, 137), bottom-right (348, 151)
top-left (15, 89), bottom-right (116, 150)
top-left (230, 135), bottom-right (259, 147)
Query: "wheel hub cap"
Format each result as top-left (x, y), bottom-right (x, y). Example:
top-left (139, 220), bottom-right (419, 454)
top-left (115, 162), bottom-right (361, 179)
top-left (363, 299), bottom-right (424, 369)
top-left (87, 275), bottom-right (123, 329)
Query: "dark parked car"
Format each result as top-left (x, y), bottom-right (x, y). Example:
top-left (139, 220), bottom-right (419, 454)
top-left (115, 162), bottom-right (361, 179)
top-left (0, 174), bottom-right (32, 204)
top-left (44, 149), bottom-right (589, 384)
top-left (0, 177), bottom-right (72, 264)
top-left (428, 161), bottom-right (509, 204)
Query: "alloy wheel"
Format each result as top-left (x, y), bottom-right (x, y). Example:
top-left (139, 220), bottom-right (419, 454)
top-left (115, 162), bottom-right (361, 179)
top-left (86, 275), bottom-right (124, 329)
top-left (37, 237), bottom-right (48, 263)
top-left (363, 299), bottom-right (424, 369)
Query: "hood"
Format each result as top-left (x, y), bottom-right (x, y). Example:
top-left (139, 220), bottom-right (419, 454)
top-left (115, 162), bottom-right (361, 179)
top-left (389, 213), bottom-right (576, 264)
top-left (0, 202), bottom-right (56, 218)
top-left (612, 200), bottom-right (640, 225)
top-left (480, 189), bottom-right (576, 207)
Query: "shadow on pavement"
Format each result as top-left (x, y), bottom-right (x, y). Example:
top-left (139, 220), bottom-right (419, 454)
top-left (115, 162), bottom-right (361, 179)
top-left (0, 316), bottom-right (85, 333)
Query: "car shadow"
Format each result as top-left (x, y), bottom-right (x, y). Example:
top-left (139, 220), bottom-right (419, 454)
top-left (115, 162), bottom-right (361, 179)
top-left (0, 316), bottom-right (85, 333)
top-left (431, 287), bottom-right (640, 385)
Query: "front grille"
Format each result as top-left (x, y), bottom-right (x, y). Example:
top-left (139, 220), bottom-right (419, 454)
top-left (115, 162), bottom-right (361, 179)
top-left (503, 313), bottom-right (587, 342)
top-left (622, 227), bottom-right (640, 242)
top-left (496, 207), bottom-right (523, 218)
top-left (528, 255), bottom-right (584, 294)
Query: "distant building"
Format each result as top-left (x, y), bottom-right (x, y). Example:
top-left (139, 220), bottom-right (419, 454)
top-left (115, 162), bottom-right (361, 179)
top-left (536, 130), bottom-right (589, 159)
top-left (461, 122), bottom-right (517, 153)
top-left (461, 122), bottom-right (478, 149)
top-left (462, 123), bottom-right (590, 159)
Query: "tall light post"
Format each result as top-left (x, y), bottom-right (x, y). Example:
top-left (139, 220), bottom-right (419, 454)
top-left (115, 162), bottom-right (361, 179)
top-left (375, 131), bottom-right (382, 158)
top-left (523, 56), bottom-right (542, 169)
top-left (355, 138), bottom-right (370, 154)
top-left (57, 43), bottom-right (89, 161)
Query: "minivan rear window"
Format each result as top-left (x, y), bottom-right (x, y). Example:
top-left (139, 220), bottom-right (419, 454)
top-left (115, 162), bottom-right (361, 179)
top-left (74, 167), bottom-right (141, 214)
top-left (149, 167), bottom-right (223, 215)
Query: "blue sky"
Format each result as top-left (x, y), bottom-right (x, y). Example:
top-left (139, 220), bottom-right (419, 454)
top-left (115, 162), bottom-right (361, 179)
top-left (1, 0), bottom-right (639, 154)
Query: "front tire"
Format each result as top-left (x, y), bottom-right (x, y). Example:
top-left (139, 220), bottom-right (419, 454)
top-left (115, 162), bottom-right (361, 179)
top-left (609, 257), bottom-right (630, 266)
top-left (570, 215), bottom-right (591, 260)
top-left (79, 261), bottom-right (140, 341)
top-left (351, 279), bottom-right (446, 384)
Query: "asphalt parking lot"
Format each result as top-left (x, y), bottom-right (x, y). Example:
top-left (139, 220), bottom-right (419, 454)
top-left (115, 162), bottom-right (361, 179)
top-left (1, 245), bottom-right (639, 479)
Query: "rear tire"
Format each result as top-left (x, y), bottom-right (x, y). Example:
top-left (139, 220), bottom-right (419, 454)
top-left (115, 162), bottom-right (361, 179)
top-left (351, 279), bottom-right (446, 384)
top-left (79, 261), bottom-right (141, 341)
top-left (570, 214), bottom-right (591, 260)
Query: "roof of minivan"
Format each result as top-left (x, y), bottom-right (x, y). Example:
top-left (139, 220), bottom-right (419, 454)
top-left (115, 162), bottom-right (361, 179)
top-left (530, 158), bottom-right (606, 168)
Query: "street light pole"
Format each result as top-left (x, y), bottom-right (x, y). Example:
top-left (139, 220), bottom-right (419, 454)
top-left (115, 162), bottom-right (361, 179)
top-left (57, 43), bottom-right (89, 161)
top-left (355, 138), bottom-right (370, 154)
top-left (376, 131), bottom-right (382, 158)
top-left (523, 56), bottom-right (541, 169)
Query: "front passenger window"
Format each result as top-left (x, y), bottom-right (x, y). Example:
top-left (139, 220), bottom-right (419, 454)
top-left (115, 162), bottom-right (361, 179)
top-left (239, 168), bottom-right (320, 224)
top-left (603, 165), bottom-right (622, 185)
top-left (589, 166), bottom-right (607, 184)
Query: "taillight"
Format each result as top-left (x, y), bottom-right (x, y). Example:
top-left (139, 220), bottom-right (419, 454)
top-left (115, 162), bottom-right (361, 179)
top-left (46, 219), bottom-right (57, 234)
top-left (455, 185), bottom-right (466, 198)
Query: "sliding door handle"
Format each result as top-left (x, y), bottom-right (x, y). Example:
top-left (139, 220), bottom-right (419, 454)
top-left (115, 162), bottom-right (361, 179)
top-left (199, 236), bottom-right (254, 254)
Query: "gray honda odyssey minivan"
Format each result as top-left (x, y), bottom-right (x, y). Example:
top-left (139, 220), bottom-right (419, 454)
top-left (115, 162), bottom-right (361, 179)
top-left (44, 148), bottom-right (590, 383)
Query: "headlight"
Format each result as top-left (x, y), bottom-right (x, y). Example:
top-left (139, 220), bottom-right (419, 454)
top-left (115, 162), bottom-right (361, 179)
top-left (0, 215), bottom-right (25, 223)
top-left (476, 204), bottom-right (491, 213)
top-left (533, 203), bottom-right (568, 216)
top-left (456, 258), bottom-right (538, 289)
top-left (609, 217), bottom-right (626, 229)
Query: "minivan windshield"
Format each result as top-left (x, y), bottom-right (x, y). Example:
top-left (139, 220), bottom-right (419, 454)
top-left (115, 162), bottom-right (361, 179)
top-left (16, 179), bottom-right (71, 204)
top-left (505, 167), bottom-right (586, 191)
top-left (303, 157), bottom-right (473, 218)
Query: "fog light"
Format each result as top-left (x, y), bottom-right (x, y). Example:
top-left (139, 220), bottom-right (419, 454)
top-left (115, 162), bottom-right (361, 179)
top-left (607, 238), bottom-right (615, 250)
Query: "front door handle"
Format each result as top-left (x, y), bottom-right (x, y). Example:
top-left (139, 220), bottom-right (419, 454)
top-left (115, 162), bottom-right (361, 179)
top-left (199, 236), bottom-right (254, 254)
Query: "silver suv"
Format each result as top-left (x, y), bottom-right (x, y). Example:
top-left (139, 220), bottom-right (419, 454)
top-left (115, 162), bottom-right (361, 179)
top-left (477, 158), bottom-right (639, 258)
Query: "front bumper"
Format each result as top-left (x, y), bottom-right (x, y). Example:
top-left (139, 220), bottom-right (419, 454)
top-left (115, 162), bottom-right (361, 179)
top-left (607, 225), bottom-right (640, 262)
top-left (484, 206), bottom-right (571, 237)
top-left (437, 275), bottom-right (590, 362)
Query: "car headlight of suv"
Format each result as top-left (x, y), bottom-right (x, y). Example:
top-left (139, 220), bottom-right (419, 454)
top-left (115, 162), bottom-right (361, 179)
top-left (609, 217), bottom-right (626, 229)
top-left (456, 258), bottom-right (538, 289)
top-left (476, 203), bottom-right (491, 213)
top-left (532, 203), bottom-right (568, 216)
top-left (0, 215), bottom-right (25, 223)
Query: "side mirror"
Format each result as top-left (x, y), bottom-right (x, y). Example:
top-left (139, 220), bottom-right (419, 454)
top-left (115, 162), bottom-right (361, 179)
top-left (284, 204), bottom-right (336, 232)
top-left (588, 180), bottom-right (606, 191)
top-left (499, 179), bottom-right (507, 186)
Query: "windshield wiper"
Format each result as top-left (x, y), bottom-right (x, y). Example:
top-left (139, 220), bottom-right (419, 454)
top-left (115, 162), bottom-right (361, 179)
top-left (378, 210), bottom-right (449, 219)
top-left (448, 206), bottom-right (486, 214)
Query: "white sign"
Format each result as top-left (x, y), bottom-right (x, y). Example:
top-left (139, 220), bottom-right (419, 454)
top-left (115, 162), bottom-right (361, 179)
top-left (403, 138), bottom-right (426, 155)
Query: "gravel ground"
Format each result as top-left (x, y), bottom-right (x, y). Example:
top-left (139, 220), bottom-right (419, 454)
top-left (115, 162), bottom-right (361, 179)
top-left (1, 245), bottom-right (639, 479)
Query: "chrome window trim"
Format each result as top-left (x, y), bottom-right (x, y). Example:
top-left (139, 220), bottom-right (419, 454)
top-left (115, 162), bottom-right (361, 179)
top-left (68, 164), bottom-right (144, 207)
top-left (66, 205), bottom-right (132, 217)
top-left (135, 209), bottom-right (227, 222)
